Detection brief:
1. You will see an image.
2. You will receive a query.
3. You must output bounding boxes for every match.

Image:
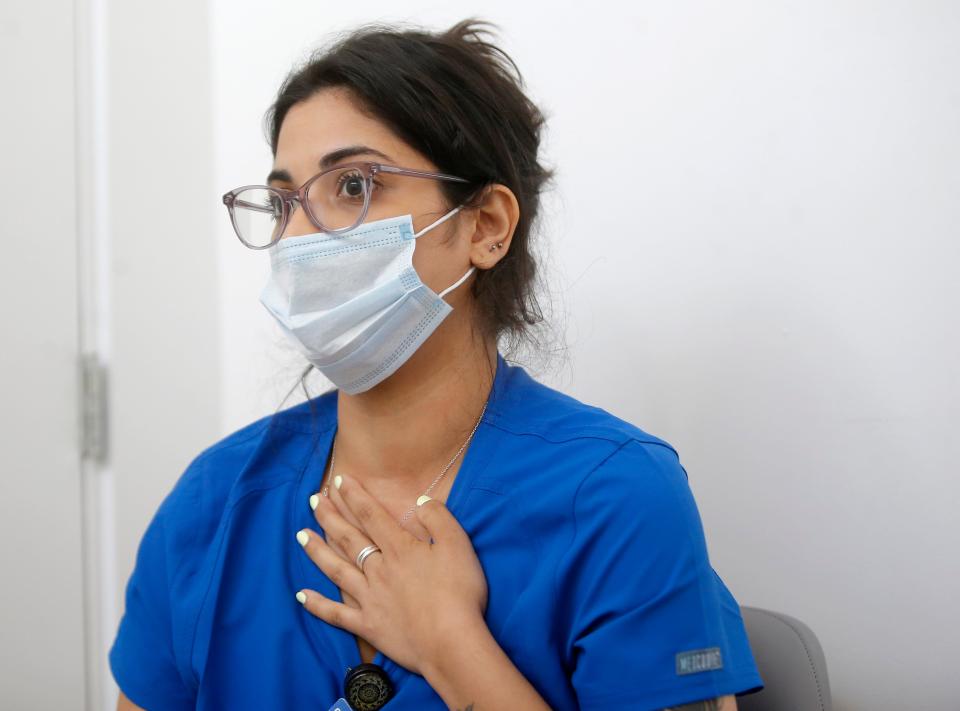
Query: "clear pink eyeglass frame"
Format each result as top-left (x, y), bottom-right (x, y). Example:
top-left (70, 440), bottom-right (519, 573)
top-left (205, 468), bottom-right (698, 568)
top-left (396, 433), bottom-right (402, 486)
top-left (221, 160), bottom-right (472, 250)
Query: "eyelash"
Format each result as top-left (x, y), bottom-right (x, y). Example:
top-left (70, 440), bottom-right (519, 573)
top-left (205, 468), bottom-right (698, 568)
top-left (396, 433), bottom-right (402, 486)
top-left (334, 174), bottom-right (384, 195)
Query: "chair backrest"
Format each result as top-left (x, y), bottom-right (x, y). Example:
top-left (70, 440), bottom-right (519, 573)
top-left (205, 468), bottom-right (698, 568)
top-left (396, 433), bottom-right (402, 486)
top-left (737, 607), bottom-right (833, 711)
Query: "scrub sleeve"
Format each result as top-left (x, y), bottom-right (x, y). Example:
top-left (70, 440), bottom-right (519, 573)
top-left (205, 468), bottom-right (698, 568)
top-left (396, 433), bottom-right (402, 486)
top-left (109, 492), bottom-right (196, 710)
top-left (560, 438), bottom-right (764, 710)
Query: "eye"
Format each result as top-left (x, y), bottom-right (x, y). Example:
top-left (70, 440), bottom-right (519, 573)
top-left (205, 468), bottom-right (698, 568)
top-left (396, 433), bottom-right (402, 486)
top-left (335, 171), bottom-right (366, 199)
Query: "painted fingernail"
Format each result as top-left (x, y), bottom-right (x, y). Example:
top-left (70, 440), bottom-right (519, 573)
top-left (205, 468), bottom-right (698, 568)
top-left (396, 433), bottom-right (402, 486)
top-left (296, 530), bottom-right (309, 547)
top-left (309, 494), bottom-right (319, 511)
top-left (296, 590), bottom-right (307, 605)
top-left (334, 475), bottom-right (343, 490)
top-left (416, 495), bottom-right (432, 506)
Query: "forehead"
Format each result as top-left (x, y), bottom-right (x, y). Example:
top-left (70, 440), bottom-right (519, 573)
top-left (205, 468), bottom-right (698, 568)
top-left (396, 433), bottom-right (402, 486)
top-left (273, 88), bottom-right (419, 177)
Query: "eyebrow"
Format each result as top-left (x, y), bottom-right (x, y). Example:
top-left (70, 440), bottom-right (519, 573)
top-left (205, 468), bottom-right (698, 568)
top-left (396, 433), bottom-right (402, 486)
top-left (266, 145), bottom-right (392, 184)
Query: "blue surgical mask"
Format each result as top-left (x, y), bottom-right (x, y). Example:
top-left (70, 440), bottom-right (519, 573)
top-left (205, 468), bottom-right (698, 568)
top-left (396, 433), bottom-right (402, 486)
top-left (258, 206), bottom-right (474, 394)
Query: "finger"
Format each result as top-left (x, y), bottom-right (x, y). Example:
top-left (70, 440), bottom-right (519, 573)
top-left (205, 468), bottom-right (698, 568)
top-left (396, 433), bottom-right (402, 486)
top-left (310, 489), bottom-right (357, 560)
top-left (333, 474), bottom-right (416, 556)
top-left (321, 476), bottom-right (424, 543)
top-left (400, 512), bottom-right (433, 543)
top-left (310, 489), bottom-right (380, 568)
top-left (315, 494), bottom-right (381, 583)
top-left (296, 528), bottom-right (367, 600)
top-left (414, 495), bottom-right (470, 548)
top-left (295, 588), bottom-right (365, 635)
top-left (315, 481), bottom-right (367, 538)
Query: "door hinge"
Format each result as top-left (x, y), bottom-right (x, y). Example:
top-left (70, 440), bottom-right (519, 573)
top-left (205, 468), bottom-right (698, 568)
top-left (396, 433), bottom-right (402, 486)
top-left (80, 354), bottom-right (109, 463)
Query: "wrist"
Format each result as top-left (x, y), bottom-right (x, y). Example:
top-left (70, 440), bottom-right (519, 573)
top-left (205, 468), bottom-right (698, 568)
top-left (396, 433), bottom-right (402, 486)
top-left (421, 612), bottom-right (493, 684)
top-left (420, 612), bottom-right (553, 711)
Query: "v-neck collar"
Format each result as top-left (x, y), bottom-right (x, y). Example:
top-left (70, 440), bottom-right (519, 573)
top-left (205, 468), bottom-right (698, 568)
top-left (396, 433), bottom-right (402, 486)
top-left (290, 351), bottom-right (509, 691)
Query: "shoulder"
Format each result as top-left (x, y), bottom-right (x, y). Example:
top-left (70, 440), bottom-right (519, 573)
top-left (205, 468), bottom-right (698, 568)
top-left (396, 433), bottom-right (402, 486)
top-left (486, 358), bottom-right (695, 540)
top-left (573, 436), bottom-right (697, 535)
top-left (156, 392), bottom-right (336, 552)
top-left (493, 356), bottom-right (684, 470)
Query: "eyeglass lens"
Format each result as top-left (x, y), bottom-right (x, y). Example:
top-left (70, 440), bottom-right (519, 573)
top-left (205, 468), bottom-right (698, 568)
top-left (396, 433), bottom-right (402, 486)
top-left (230, 165), bottom-right (369, 248)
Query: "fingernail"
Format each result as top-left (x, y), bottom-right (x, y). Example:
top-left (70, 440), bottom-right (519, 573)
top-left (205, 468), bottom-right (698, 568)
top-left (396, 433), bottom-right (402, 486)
top-left (334, 474), bottom-right (343, 490)
top-left (296, 590), bottom-right (307, 605)
top-left (309, 494), bottom-right (319, 511)
top-left (296, 530), bottom-right (309, 547)
top-left (416, 495), bottom-right (432, 506)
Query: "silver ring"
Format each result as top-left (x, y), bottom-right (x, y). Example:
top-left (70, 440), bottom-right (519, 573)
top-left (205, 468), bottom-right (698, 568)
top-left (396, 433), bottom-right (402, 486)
top-left (356, 544), bottom-right (381, 572)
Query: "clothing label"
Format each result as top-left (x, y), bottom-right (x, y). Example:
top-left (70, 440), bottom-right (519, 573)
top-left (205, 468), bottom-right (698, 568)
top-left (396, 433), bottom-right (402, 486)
top-left (676, 647), bottom-right (724, 675)
top-left (325, 698), bottom-right (355, 711)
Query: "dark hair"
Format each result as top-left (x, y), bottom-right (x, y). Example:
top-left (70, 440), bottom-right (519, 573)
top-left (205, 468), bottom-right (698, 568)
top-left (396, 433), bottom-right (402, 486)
top-left (264, 17), bottom-right (554, 348)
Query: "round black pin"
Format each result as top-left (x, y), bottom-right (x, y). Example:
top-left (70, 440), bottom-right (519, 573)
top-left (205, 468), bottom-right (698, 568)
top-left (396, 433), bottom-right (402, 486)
top-left (343, 663), bottom-right (394, 710)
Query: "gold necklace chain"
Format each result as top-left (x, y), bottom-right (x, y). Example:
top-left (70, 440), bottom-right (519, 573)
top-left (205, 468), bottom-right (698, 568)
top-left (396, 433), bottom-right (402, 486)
top-left (320, 400), bottom-right (489, 524)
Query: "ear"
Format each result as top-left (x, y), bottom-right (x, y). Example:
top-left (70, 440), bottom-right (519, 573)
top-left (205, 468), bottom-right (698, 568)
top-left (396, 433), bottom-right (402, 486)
top-left (468, 184), bottom-right (520, 270)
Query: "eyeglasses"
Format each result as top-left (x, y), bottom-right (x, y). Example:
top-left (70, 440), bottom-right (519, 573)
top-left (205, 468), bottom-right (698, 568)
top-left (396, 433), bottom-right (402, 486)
top-left (221, 161), bottom-right (471, 250)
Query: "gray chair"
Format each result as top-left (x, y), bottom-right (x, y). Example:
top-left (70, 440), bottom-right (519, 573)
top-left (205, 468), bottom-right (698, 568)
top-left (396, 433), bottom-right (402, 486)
top-left (736, 607), bottom-right (833, 711)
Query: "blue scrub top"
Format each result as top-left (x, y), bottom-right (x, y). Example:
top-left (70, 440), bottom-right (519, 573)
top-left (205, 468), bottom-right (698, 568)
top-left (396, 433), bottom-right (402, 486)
top-left (109, 352), bottom-right (764, 710)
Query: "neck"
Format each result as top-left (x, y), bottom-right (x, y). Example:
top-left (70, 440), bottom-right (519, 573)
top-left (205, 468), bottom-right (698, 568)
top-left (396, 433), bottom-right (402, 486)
top-left (330, 313), bottom-right (498, 494)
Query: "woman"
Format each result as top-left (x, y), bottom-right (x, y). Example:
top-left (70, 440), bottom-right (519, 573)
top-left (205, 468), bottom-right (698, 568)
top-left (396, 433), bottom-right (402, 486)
top-left (110, 18), bottom-right (764, 711)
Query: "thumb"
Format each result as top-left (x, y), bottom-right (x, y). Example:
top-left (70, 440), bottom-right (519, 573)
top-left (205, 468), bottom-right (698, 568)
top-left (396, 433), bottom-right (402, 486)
top-left (414, 495), bottom-right (465, 547)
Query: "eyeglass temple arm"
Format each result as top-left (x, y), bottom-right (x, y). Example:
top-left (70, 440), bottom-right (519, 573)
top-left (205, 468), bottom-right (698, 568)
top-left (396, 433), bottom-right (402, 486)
top-left (225, 191), bottom-right (299, 214)
top-left (374, 164), bottom-right (470, 183)
top-left (231, 198), bottom-right (275, 213)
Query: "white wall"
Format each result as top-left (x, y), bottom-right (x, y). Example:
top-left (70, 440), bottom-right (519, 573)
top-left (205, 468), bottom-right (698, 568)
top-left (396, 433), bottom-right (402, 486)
top-left (102, 0), bottom-right (222, 708)
top-left (210, 2), bottom-right (959, 709)
top-left (4, 0), bottom-right (223, 707)
top-left (1, 2), bottom-right (86, 707)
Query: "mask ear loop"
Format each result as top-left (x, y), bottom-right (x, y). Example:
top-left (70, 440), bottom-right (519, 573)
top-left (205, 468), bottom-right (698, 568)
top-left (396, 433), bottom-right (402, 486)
top-left (438, 266), bottom-right (477, 298)
top-left (412, 204), bottom-right (474, 299)
top-left (413, 205), bottom-right (463, 238)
